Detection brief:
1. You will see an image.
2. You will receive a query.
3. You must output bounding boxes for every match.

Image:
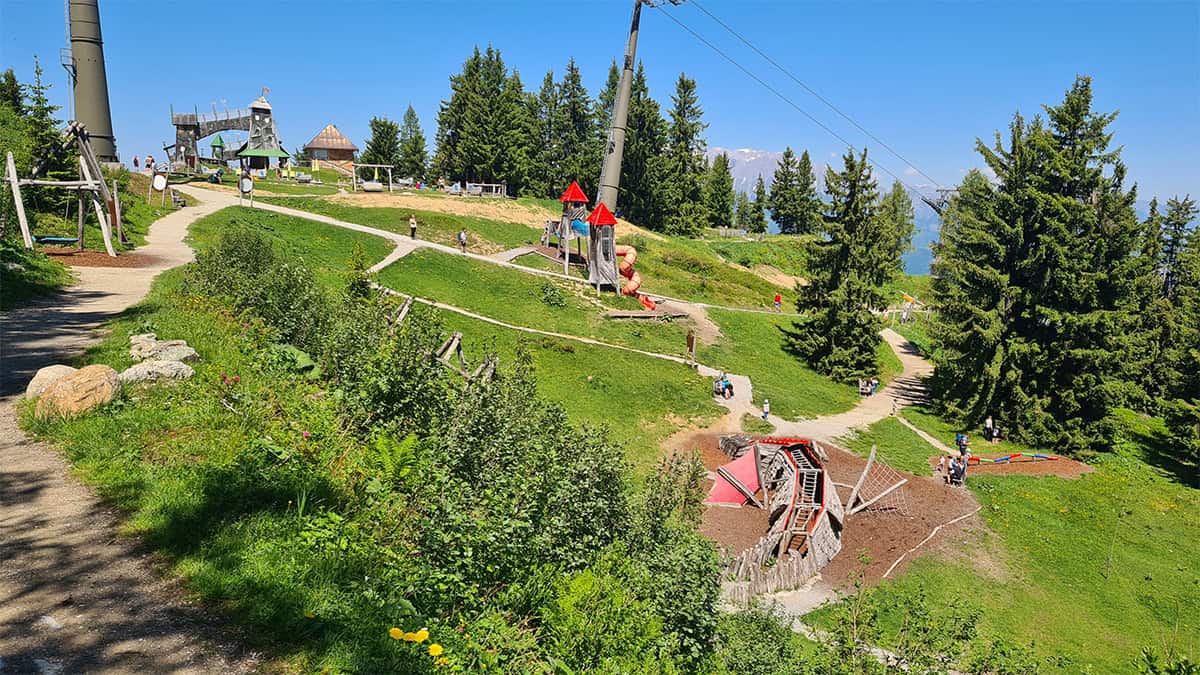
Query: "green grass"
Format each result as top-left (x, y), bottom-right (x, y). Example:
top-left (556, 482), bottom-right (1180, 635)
top-left (0, 243), bottom-right (75, 309)
top-left (257, 196), bottom-right (538, 251)
top-left (741, 413), bottom-right (776, 435)
top-left (836, 416), bottom-right (937, 474)
top-left (512, 252), bottom-right (588, 279)
top-left (882, 273), bottom-right (933, 307)
top-left (888, 316), bottom-right (937, 357)
top-left (376, 249), bottom-right (692, 358)
top-left (901, 403), bottom-right (1045, 457)
top-left (620, 234), bottom-right (791, 309)
top-left (811, 412), bottom-right (1200, 672)
top-left (187, 206), bottom-right (393, 290)
top-left (701, 235), bottom-right (811, 279)
top-left (698, 308), bottom-right (859, 420)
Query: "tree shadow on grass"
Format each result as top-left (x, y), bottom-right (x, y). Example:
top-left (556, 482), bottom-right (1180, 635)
top-left (1124, 422), bottom-right (1199, 489)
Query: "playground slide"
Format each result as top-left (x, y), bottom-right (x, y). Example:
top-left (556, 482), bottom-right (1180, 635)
top-left (614, 244), bottom-right (656, 310)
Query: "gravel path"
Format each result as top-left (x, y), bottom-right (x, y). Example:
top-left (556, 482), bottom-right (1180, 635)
top-left (0, 197), bottom-right (257, 673)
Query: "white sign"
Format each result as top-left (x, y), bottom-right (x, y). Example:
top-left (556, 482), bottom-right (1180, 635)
top-left (151, 173), bottom-right (167, 191)
top-left (239, 177), bottom-right (254, 194)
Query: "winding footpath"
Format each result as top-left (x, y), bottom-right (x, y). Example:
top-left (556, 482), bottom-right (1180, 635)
top-left (0, 185), bottom-right (936, 671)
top-left (0, 196), bottom-right (256, 672)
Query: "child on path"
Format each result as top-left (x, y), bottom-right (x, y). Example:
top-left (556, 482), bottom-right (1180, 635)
top-left (762, 399), bottom-right (770, 421)
top-left (774, 293), bottom-right (782, 312)
top-left (458, 228), bottom-right (468, 253)
top-left (409, 215), bottom-right (418, 239)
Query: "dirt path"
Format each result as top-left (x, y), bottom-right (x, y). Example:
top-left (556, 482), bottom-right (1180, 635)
top-left (0, 198), bottom-right (257, 673)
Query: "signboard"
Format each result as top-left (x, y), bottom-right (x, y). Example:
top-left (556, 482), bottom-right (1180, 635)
top-left (151, 173), bottom-right (167, 192)
top-left (239, 177), bottom-right (254, 194)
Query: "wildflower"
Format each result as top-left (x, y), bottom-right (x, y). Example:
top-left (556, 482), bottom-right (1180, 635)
top-left (435, 657), bottom-right (449, 666)
top-left (302, 430), bottom-right (311, 439)
top-left (403, 632), bottom-right (418, 642)
top-left (233, 375), bottom-right (240, 383)
top-left (414, 628), bottom-right (430, 643)
top-left (428, 643), bottom-right (444, 657)
top-left (388, 627), bottom-right (404, 640)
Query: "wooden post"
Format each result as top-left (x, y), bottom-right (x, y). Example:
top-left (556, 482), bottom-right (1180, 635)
top-left (113, 178), bottom-right (125, 243)
top-left (387, 167), bottom-right (393, 192)
top-left (76, 192), bottom-right (85, 251)
top-left (79, 156), bottom-right (116, 256)
top-left (6, 152), bottom-right (33, 249)
top-left (845, 446), bottom-right (876, 512)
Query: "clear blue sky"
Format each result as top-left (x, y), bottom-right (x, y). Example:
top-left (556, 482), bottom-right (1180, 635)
top-left (2, 0), bottom-right (1197, 200)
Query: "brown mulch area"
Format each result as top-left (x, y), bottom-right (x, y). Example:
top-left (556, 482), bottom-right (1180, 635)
top-left (693, 432), bottom-right (982, 587)
top-left (42, 247), bottom-right (159, 268)
top-left (927, 453), bottom-right (1094, 479)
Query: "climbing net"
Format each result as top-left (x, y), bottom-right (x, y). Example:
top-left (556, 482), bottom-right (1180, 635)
top-left (846, 448), bottom-right (911, 517)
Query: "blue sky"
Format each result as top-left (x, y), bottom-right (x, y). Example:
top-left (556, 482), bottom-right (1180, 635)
top-left (2, 0), bottom-right (1197, 201)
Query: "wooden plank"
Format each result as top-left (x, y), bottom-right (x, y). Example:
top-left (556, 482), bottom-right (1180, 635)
top-left (6, 152), bottom-right (33, 249)
top-left (716, 466), bottom-right (763, 509)
top-left (17, 179), bottom-right (103, 188)
top-left (78, 156), bottom-right (116, 257)
top-left (850, 478), bottom-right (908, 516)
top-left (845, 445), bottom-right (876, 512)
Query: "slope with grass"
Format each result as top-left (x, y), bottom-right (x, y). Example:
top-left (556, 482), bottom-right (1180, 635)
top-left (0, 242), bottom-right (74, 310)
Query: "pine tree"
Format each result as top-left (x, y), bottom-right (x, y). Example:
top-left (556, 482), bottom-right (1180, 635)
top-left (596, 59), bottom-right (620, 130)
top-left (24, 58), bottom-right (75, 210)
top-left (0, 68), bottom-right (21, 114)
top-left (555, 59), bottom-right (599, 197)
top-left (360, 116), bottom-right (401, 177)
top-left (495, 71), bottom-right (536, 195)
top-left (768, 147), bottom-right (801, 233)
top-left (931, 77), bottom-right (1143, 453)
top-left (397, 105), bottom-right (428, 181)
top-left (525, 70), bottom-right (559, 198)
top-left (664, 73), bottom-right (708, 236)
top-left (790, 148), bottom-right (889, 381)
top-left (750, 175), bottom-right (768, 234)
top-left (706, 152), bottom-right (735, 229)
top-left (795, 150), bottom-right (823, 234)
top-left (735, 191), bottom-right (752, 230)
top-left (433, 47), bottom-right (482, 181)
top-left (1162, 195), bottom-right (1197, 301)
top-left (876, 180), bottom-right (916, 274)
top-left (458, 46), bottom-right (508, 183)
top-left (619, 63), bottom-right (668, 230)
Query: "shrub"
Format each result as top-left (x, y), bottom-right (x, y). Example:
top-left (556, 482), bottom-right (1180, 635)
top-left (715, 603), bottom-right (810, 674)
top-left (539, 280), bottom-right (566, 307)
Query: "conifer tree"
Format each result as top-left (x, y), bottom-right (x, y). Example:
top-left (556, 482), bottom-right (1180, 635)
top-left (397, 105), bottom-right (428, 181)
top-left (555, 59), bottom-right (599, 197)
top-left (360, 116), bottom-right (401, 176)
top-left (525, 70), bottom-right (559, 198)
top-left (433, 47), bottom-right (482, 180)
top-left (1162, 195), bottom-right (1197, 301)
top-left (706, 152), bottom-right (735, 229)
top-left (25, 58), bottom-right (75, 210)
top-left (931, 77), bottom-right (1143, 452)
top-left (795, 150), bottom-right (824, 234)
top-left (750, 175), bottom-right (769, 234)
top-left (596, 59), bottom-right (620, 130)
top-left (767, 147), bottom-right (801, 233)
top-left (664, 74), bottom-right (708, 236)
top-left (791, 148), bottom-right (890, 381)
top-left (619, 63), bottom-right (668, 230)
top-left (0, 68), bottom-right (21, 114)
top-left (735, 191), bottom-right (752, 230)
top-left (876, 180), bottom-right (916, 274)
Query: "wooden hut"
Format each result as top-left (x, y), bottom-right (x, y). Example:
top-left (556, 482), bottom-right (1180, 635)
top-left (303, 124), bottom-right (357, 174)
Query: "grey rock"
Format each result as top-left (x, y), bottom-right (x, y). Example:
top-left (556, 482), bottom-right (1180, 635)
top-left (26, 364), bottom-right (78, 399)
top-left (119, 359), bottom-right (195, 384)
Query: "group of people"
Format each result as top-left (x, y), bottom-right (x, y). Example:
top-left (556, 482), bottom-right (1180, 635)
top-left (131, 155), bottom-right (156, 173)
top-left (937, 453), bottom-right (968, 486)
top-left (714, 372), bottom-right (735, 400)
top-left (858, 377), bottom-right (881, 396)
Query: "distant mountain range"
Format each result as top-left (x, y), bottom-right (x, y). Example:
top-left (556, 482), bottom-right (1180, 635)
top-left (706, 146), bottom-right (940, 274)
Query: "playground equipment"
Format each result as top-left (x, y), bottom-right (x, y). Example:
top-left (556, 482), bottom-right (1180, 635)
top-left (967, 452), bottom-right (1062, 465)
top-left (169, 92), bottom-right (288, 169)
top-left (844, 446), bottom-right (910, 516)
top-left (388, 297), bottom-right (498, 381)
top-left (5, 121), bottom-right (121, 256)
top-left (713, 435), bottom-right (845, 603)
top-left (353, 163), bottom-right (392, 192)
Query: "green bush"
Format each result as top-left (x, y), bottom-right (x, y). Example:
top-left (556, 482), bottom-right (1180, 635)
top-left (539, 279), bottom-right (566, 307)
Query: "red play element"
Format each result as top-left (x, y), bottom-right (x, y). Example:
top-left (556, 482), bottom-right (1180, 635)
top-left (559, 181), bottom-right (588, 204)
top-left (586, 201), bottom-right (618, 225)
top-left (705, 452), bottom-right (762, 505)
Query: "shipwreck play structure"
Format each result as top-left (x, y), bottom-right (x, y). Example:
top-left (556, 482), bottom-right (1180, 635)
top-left (167, 92), bottom-right (288, 170)
top-left (710, 436), bottom-right (910, 604)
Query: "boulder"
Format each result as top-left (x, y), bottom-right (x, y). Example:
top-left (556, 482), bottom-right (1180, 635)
top-left (119, 359), bottom-right (194, 384)
top-left (25, 364), bottom-right (78, 399)
top-left (129, 333), bottom-right (199, 363)
top-left (35, 364), bottom-right (121, 420)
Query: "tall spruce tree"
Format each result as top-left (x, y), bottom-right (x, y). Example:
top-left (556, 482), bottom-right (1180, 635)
top-left (0, 68), bottom-right (21, 114)
top-left (1162, 195), bottom-right (1197, 301)
top-left (795, 149), bottom-right (824, 234)
top-left (750, 175), bottom-right (769, 234)
top-left (619, 63), bottom-right (669, 229)
top-left (876, 180), bottom-right (916, 274)
top-left (706, 152), bottom-right (735, 229)
top-left (555, 59), bottom-right (599, 197)
top-left (768, 147), bottom-right (802, 233)
top-left (360, 116), bottom-right (401, 176)
top-left (433, 47), bottom-right (482, 180)
top-left (791, 148), bottom-right (890, 381)
top-left (25, 58), bottom-right (76, 210)
top-left (735, 191), bottom-right (752, 230)
top-left (525, 70), bottom-right (559, 198)
top-left (397, 105), bottom-right (428, 181)
top-left (664, 73), bottom-right (708, 236)
top-left (931, 76), bottom-right (1143, 453)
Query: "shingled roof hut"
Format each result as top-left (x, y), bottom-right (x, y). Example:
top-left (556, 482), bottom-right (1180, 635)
top-left (303, 124), bottom-right (357, 172)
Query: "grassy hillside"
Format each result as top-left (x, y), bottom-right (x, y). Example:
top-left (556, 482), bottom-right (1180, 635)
top-left (0, 242), bottom-right (74, 310)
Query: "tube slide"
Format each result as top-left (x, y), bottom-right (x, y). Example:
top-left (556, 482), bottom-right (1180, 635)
top-left (614, 244), bottom-right (656, 310)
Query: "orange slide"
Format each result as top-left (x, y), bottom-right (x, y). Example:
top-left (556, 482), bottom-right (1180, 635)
top-left (615, 244), bottom-right (656, 310)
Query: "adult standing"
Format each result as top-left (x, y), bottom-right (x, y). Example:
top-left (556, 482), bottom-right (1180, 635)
top-left (409, 214), bottom-right (417, 240)
top-left (984, 415), bottom-right (995, 443)
top-left (132, 155), bottom-right (139, 171)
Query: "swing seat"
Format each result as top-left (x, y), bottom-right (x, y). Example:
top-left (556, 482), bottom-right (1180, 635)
top-left (34, 236), bottom-right (79, 245)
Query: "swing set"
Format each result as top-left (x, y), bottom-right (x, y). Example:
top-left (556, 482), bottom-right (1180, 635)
top-left (4, 121), bottom-right (123, 256)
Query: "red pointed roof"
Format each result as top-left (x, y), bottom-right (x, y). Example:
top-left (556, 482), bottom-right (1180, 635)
top-left (586, 202), bottom-right (618, 226)
top-left (559, 181), bottom-right (588, 204)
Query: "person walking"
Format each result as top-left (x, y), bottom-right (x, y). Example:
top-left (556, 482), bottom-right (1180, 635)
top-left (409, 214), bottom-right (418, 240)
top-left (985, 415), bottom-right (996, 443)
top-left (774, 293), bottom-right (782, 312)
top-left (457, 228), bottom-right (468, 253)
top-left (132, 155), bottom-right (139, 170)
top-left (870, 377), bottom-right (880, 396)
top-left (761, 398), bottom-right (770, 421)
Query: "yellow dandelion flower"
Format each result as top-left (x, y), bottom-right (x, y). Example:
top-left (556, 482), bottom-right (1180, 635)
top-left (388, 627), bottom-right (404, 640)
top-left (435, 657), bottom-right (449, 666)
top-left (415, 628), bottom-right (430, 643)
top-left (403, 632), bottom-right (418, 642)
top-left (428, 643), bottom-right (444, 657)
